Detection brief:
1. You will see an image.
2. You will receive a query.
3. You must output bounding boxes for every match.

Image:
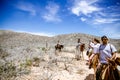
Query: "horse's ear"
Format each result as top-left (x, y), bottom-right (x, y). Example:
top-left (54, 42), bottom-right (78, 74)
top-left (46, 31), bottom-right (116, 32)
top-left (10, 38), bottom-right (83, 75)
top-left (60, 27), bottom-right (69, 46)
top-left (115, 57), bottom-right (120, 66)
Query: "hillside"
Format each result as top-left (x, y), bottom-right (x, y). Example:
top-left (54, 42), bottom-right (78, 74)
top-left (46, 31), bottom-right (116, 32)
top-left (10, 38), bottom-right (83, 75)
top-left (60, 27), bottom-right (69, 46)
top-left (0, 30), bottom-right (120, 80)
top-left (0, 30), bottom-right (120, 49)
top-left (0, 30), bottom-right (120, 61)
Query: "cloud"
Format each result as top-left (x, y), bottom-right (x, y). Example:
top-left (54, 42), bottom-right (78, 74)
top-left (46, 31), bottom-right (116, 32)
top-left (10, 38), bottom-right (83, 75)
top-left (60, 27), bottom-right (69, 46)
top-left (93, 18), bottom-right (120, 24)
top-left (42, 2), bottom-right (61, 22)
top-left (16, 30), bottom-right (55, 37)
top-left (28, 32), bottom-right (55, 37)
top-left (101, 26), bottom-right (120, 39)
top-left (70, 0), bottom-right (120, 25)
top-left (16, 2), bottom-right (36, 16)
top-left (71, 0), bottom-right (100, 16)
top-left (92, 5), bottom-right (120, 24)
top-left (95, 23), bottom-right (120, 39)
top-left (80, 17), bottom-right (86, 22)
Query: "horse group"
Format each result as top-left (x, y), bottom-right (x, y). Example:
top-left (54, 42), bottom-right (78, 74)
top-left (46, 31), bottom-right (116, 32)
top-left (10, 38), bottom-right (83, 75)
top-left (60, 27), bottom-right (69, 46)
top-left (54, 42), bottom-right (120, 80)
top-left (55, 43), bottom-right (85, 60)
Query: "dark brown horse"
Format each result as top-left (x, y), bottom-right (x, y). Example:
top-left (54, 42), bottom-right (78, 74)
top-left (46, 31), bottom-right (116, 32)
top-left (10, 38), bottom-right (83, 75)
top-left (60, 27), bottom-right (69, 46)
top-left (55, 44), bottom-right (64, 55)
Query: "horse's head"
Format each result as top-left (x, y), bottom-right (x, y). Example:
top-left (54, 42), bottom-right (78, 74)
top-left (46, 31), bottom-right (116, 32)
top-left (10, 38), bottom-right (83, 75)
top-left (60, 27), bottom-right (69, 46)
top-left (61, 45), bottom-right (64, 49)
top-left (115, 57), bottom-right (120, 66)
top-left (102, 58), bottom-right (120, 80)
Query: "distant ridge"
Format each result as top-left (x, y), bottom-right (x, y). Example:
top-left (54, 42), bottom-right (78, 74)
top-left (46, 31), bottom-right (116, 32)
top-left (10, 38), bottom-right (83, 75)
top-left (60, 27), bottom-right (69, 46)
top-left (0, 30), bottom-right (120, 50)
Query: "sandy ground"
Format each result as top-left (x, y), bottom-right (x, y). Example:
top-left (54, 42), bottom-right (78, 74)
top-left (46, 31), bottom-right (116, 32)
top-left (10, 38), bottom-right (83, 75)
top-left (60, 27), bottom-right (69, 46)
top-left (16, 50), bottom-right (120, 80)
top-left (16, 50), bottom-right (95, 80)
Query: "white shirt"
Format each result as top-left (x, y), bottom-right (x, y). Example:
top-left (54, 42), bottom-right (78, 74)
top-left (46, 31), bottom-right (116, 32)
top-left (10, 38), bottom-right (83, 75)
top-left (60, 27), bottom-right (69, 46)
top-left (90, 42), bottom-right (100, 52)
top-left (90, 42), bottom-right (100, 48)
top-left (76, 42), bottom-right (82, 47)
top-left (94, 43), bottom-right (117, 64)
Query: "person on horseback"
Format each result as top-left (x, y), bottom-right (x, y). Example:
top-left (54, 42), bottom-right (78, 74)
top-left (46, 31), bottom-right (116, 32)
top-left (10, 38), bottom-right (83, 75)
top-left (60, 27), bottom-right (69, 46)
top-left (88, 38), bottom-right (100, 69)
top-left (88, 38), bottom-right (100, 57)
top-left (57, 40), bottom-right (60, 46)
top-left (55, 40), bottom-right (64, 55)
top-left (76, 38), bottom-right (82, 60)
top-left (76, 38), bottom-right (82, 48)
top-left (89, 36), bottom-right (117, 80)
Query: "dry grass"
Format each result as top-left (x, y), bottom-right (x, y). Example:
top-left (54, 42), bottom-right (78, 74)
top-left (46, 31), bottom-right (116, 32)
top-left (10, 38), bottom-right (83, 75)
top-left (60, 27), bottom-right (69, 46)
top-left (76, 69), bottom-right (84, 75)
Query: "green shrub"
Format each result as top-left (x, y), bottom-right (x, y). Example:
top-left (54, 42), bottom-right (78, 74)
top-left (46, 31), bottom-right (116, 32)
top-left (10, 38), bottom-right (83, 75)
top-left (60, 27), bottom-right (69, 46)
top-left (20, 59), bottom-right (32, 68)
top-left (42, 47), bottom-right (46, 51)
top-left (0, 62), bottom-right (17, 80)
top-left (25, 59), bottom-right (32, 67)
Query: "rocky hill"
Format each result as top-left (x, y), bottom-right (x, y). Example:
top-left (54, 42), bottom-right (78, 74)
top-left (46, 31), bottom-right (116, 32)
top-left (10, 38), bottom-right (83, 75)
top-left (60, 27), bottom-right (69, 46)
top-left (0, 30), bottom-right (120, 49)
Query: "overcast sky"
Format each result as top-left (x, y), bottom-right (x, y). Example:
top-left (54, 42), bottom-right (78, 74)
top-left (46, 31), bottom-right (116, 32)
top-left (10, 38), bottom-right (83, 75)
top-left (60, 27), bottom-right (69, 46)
top-left (0, 0), bottom-right (120, 38)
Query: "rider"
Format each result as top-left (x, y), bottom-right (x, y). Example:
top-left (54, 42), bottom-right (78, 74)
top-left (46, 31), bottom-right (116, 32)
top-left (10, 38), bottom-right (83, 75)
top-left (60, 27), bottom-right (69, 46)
top-left (89, 36), bottom-right (117, 80)
top-left (57, 40), bottom-right (60, 46)
top-left (76, 38), bottom-right (82, 60)
top-left (76, 38), bottom-right (82, 48)
top-left (88, 38), bottom-right (100, 57)
top-left (88, 38), bottom-right (100, 68)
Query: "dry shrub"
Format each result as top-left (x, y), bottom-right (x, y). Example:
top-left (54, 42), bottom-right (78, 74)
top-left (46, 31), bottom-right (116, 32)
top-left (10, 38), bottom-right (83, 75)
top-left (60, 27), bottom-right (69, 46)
top-left (76, 69), bottom-right (84, 75)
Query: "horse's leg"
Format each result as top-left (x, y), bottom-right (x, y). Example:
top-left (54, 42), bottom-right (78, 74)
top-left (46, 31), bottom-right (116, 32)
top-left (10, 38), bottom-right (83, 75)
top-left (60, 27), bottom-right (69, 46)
top-left (78, 49), bottom-right (80, 60)
top-left (55, 50), bottom-right (57, 55)
top-left (75, 49), bottom-right (77, 59)
top-left (82, 51), bottom-right (84, 60)
top-left (93, 64), bottom-right (97, 80)
top-left (55, 48), bottom-right (59, 56)
top-left (76, 48), bottom-right (79, 60)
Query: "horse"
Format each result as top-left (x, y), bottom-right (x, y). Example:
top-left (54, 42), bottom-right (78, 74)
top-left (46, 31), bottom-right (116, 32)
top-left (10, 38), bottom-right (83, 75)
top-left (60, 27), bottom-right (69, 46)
top-left (115, 57), bottom-right (120, 66)
top-left (87, 48), bottom-right (99, 80)
top-left (55, 44), bottom-right (64, 55)
top-left (75, 43), bottom-right (85, 60)
top-left (98, 57), bottom-right (120, 80)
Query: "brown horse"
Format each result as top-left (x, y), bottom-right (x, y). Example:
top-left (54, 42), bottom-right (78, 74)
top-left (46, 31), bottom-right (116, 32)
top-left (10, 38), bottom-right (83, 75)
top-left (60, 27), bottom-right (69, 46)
top-left (55, 44), bottom-right (64, 55)
top-left (75, 43), bottom-right (85, 60)
top-left (87, 49), bottom-right (99, 80)
top-left (80, 43), bottom-right (85, 60)
top-left (87, 48), bottom-right (99, 69)
top-left (99, 57), bottom-right (120, 80)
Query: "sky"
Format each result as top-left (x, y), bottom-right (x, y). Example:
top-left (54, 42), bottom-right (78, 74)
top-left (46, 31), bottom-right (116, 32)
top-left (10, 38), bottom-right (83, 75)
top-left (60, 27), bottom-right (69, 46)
top-left (0, 0), bottom-right (120, 39)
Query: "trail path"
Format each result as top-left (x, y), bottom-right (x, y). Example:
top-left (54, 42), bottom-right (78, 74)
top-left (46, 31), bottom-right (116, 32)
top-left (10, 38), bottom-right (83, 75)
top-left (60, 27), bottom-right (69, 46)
top-left (16, 50), bottom-right (95, 80)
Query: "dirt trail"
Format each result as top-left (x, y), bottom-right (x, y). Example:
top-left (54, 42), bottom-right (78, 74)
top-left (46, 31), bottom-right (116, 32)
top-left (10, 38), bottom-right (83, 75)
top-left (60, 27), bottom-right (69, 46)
top-left (16, 51), bottom-right (95, 80)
